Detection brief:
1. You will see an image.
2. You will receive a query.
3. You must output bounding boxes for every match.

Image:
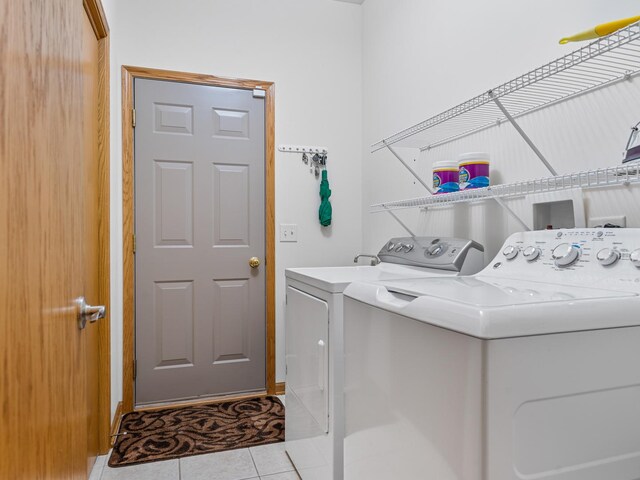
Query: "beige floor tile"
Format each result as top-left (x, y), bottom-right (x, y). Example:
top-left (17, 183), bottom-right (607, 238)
top-left (180, 449), bottom-right (258, 480)
top-left (249, 443), bottom-right (293, 476)
top-left (259, 471), bottom-right (300, 480)
top-left (89, 454), bottom-right (108, 480)
top-left (101, 459), bottom-right (179, 480)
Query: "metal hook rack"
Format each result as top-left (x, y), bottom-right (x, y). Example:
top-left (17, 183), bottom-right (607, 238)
top-left (281, 144), bottom-right (329, 178)
top-left (278, 144), bottom-right (328, 154)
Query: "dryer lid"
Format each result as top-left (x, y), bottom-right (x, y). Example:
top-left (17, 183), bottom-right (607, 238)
top-left (285, 263), bottom-right (457, 293)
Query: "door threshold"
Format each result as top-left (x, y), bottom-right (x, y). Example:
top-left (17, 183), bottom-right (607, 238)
top-left (134, 390), bottom-right (269, 412)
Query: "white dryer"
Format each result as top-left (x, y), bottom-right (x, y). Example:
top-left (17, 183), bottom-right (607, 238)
top-left (285, 237), bottom-right (484, 480)
top-left (343, 228), bottom-right (640, 480)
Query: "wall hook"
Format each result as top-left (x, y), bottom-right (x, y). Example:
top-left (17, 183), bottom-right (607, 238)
top-left (278, 144), bottom-right (329, 155)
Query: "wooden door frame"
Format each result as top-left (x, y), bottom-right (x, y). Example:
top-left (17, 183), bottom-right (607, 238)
top-left (83, 0), bottom-right (112, 454)
top-left (121, 66), bottom-right (276, 412)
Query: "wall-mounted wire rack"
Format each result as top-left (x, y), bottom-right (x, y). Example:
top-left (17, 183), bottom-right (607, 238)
top-left (370, 21), bottom-right (640, 231)
top-left (371, 21), bottom-right (640, 157)
top-left (371, 163), bottom-right (640, 213)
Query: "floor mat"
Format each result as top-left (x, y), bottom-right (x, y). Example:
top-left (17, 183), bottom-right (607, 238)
top-left (108, 396), bottom-right (284, 467)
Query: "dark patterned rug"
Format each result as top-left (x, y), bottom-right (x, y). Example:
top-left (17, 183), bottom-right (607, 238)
top-left (108, 396), bottom-right (285, 467)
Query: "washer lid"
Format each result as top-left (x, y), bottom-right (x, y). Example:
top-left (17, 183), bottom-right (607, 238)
top-left (381, 276), bottom-right (633, 307)
top-left (343, 277), bottom-right (639, 338)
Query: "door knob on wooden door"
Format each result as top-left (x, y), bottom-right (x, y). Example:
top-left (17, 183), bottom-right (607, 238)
top-left (76, 296), bottom-right (106, 329)
top-left (249, 257), bottom-right (261, 268)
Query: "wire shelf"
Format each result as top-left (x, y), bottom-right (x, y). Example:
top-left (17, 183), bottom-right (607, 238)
top-left (371, 21), bottom-right (640, 153)
top-left (370, 163), bottom-right (640, 212)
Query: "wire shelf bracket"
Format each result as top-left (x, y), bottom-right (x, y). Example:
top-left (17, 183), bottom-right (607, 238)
top-left (383, 140), bottom-right (433, 194)
top-left (489, 91), bottom-right (557, 176)
top-left (383, 206), bottom-right (418, 239)
top-left (493, 196), bottom-right (531, 231)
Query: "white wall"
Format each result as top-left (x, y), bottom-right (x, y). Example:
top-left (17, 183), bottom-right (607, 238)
top-left (362, 0), bottom-right (640, 260)
top-left (104, 0), bottom-right (363, 415)
top-left (102, 0), bottom-right (640, 416)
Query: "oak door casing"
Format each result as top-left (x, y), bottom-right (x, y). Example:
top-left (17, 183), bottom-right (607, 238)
top-left (121, 66), bottom-right (276, 413)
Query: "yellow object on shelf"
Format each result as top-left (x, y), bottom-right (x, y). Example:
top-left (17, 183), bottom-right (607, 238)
top-left (559, 15), bottom-right (640, 44)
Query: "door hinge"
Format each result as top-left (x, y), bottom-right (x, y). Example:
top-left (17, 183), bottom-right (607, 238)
top-left (132, 234), bottom-right (136, 254)
top-left (132, 108), bottom-right (136, 127)
top-left (252, 88), bottom-right (266, 99)
top-left (133, 360), bottom-right (137, 380)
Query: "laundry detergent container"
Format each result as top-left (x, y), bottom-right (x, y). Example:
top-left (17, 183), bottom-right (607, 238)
top-left (432, 160), bottom-right (459, 194)
top-left (458, 152), bottom-right (490, 190)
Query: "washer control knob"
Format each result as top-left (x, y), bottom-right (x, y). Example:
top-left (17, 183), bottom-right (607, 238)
top-left (386, 241), bottom-right (395, 252)
top-left (394, 243), bottom-right (405, 252)
top-left (404, 243), bottom-right (414, 253)
top-left (631, 249), bottom-right (640, 268)
top-left (426, 243), bottom-right (445, 257)
top-left (522, 246), bottom-right (541, 262)
top-left (502, 245), bottom-right (519, 260)
top-left (552, 243), bottom-right (581, 267)
top-left (596, 248), bottom-right (620, 266)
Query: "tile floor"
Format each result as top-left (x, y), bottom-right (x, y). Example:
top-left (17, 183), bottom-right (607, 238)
top-left (89, 443), bottom-right (300, 480)
top-left (90, 396), bottom-right (296, 480)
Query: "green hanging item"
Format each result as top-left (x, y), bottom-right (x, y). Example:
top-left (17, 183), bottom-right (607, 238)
top-left (319, 169), bottom-right (332, 227)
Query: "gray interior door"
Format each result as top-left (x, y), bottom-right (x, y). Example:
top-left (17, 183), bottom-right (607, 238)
top-left (134, 78), bottom-right (266, 405)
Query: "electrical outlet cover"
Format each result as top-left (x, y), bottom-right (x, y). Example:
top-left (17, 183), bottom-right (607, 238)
top-left (587, 215), bottom-right (627, 228)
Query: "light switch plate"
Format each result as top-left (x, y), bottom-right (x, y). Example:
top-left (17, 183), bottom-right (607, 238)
top-left (280, 224), bottom-right (298, 242)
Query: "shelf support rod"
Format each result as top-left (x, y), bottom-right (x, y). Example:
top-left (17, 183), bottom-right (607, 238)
top-left (383, 206), bottom-right (418, 239)
top-left (489, 91), bottom-right (558, 176)
top-left (492, 197), bottom-right (531, 231)
top-left (383, 140), bottom-right (433, 194)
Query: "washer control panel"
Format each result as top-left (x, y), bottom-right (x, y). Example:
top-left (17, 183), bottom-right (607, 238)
top-left (379, 236), bottom-right (484, 272)
top-left (488, 228), bottom-right (640, 292)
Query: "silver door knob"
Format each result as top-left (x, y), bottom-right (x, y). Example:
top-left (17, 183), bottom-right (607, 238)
top-left (76, 296), bottom-right (106, 330)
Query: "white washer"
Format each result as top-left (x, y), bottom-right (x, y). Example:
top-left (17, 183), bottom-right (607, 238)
top-left (343, 228), bottom-right (640, 480)
top-left (285, 237), bottom-right (484, 480)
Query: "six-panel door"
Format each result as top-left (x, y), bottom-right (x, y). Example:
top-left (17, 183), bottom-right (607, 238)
top-left (134, 79), bottom-right (266, 404)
